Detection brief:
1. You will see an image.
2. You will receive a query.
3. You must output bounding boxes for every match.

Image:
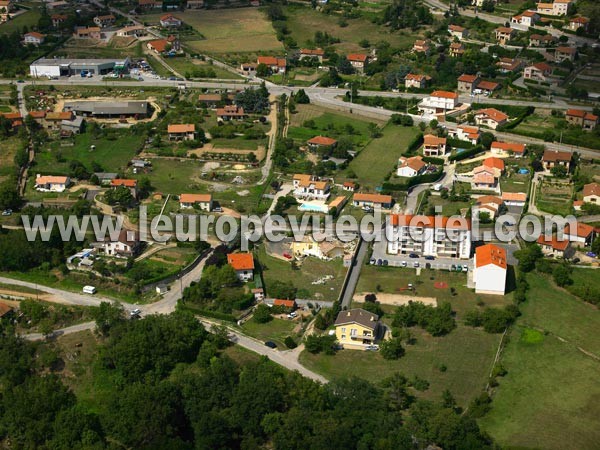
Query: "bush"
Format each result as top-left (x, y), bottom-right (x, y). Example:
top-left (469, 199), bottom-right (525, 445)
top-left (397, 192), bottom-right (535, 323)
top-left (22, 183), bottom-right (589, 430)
top-left (379, 338), bottom-right (405, 360)
top-left (284, 336), bottom-right (297, 349)
top-left (304, 334), bottom-right (337, 354)
top-left (253, 304), bottom-right (273, 323)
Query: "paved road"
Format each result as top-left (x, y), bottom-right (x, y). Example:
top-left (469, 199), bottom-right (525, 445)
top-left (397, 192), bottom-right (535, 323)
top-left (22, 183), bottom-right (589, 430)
top-left (24, 321), bottom-right (95, 341)
top-left (340, 238), bottom-right (369, 309)
top-left (199, 319), bottom-right (327, 383)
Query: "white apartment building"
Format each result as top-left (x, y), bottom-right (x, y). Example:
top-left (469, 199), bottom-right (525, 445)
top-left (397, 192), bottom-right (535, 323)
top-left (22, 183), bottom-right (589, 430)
top-left (386, 214), bottom-right (472, 259)
top-left (473, 243), bottom-right (507, 295)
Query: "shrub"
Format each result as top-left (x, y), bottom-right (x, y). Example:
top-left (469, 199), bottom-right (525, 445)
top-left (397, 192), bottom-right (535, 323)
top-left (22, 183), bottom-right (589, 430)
top-left (380, 338), bottom-right (405, 360)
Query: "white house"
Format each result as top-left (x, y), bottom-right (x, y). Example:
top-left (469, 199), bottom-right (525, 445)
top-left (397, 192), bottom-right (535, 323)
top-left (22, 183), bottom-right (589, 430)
top-left (159, 14), bottom-right (182, 27)
top-left (502, 192), bottom-right (527, 207)
top-left (227, 253), bottom-right (254, 282)
top-left (448, 125), bottom-right (480, 145)
top-left (491, 141), bottom-right (526, 157)
top-left (179, 193), bottom-right (212, 211)
top-left (98, 230), bottom-right (140, 257)
top-left (387, 214), bottom-right (472, 259)
top-left (418, 91), bottom-right (459, 116)
top-left (474, 108), bottom-right (509, 129)
top-left (35, 174), bottom-right (70, 192)
top-left (292, 174), bottom-right (330, 200)
top-left (397, 156), bottom-right (426, 177)
top-left (474, 243), bottom-right (507, 295)
top-left (168, 123), bottom-right (196, 141)
top-left (23, 32), bottom-right (45, 46)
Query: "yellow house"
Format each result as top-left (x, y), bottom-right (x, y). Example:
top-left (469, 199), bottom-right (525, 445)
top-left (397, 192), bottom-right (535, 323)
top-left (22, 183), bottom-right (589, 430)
top-left (334, 309), bottom-right (381, 350)
top-left (291, 237), bottom-right (345, 260)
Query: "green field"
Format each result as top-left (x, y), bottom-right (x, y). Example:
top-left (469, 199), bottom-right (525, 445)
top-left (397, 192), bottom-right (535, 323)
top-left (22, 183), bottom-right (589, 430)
top-left (0, 136), bottom-right (23, 180)
top-left (347, 124), bottom-right (420, 189)
top-left (0, 8), bottom-right (41, 35)
top-left (301, 325), bottom-right (501, 407)
top-left (146, 9), bottom-right (283, 55)
top-left (256, 245), bottom-right (347, 301)
top-left (135, 158), bottom-right (210, 194)
top-left (480, 273), bottom-right (600, 449)
top-left (240, 318), bottom-right (297, 348)
top-left (165, 57), bottom-right (242, 80)
top-left (283, 4), bottom-right (417, 53)
top-left (356, 265), bottom-right (512, 317)
top-left (35, 131), bottom-right (144, 175)
top-left (287, 105), bottom-right (376, 147)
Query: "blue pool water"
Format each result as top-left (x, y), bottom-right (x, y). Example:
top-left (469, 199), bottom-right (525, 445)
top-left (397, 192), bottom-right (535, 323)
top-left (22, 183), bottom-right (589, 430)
top-left (299, 203), bottom-right (329, 213)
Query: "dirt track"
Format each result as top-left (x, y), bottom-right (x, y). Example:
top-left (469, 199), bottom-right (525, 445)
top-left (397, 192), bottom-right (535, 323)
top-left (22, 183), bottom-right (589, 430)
top-left (353, 292), bottom-right (437, 306)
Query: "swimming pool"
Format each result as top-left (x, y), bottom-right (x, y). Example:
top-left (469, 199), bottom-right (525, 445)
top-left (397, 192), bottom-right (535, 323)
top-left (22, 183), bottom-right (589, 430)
top-left (298, 202), bottom-right (329, 213)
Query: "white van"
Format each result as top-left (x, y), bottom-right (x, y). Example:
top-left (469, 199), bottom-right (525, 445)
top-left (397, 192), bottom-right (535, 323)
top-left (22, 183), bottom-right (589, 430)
top-left (83, 285), bottom-right (97, 295)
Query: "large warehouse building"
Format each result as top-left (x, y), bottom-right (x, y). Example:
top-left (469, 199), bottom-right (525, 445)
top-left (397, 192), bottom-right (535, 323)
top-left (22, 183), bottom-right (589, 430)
top-left (29, 57), bottom-right (130, 78)
top-left (63, 100), bottom-right (150, 118)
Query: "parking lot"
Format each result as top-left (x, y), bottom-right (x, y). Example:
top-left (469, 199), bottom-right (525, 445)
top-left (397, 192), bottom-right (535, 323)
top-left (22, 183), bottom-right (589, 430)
top-left (371, 237), bottom-right (473, 272)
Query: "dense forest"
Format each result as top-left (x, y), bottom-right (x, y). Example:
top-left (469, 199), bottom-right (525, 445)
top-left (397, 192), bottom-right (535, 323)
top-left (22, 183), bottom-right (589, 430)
top-left (0, 309), bottom-right (494, 449)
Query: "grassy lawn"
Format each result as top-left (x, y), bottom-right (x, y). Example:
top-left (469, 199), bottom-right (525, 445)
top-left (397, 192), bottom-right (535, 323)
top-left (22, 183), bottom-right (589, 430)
top-left (50, 39), bottom-right (143, 59)
top-left (0, 136), bottom-right (23, 179)
top-left (137, 158), bottom-right (211, 194)
top-left (35, 131), bottom-right (144, 175)
top-left (145, 54), bottom-right (174, 78)
top-left (347, 124), bottom-right (420, 189)
top-left (283, 4), bottom-right (417, 53)
top-left (479, 273), bottom-right (600, 449)
top-left (422, 194), bottom-right (471, 216)
top-left (0, 8), bottom-right (41, 35)
top-left (356, 265), bottom-right (512, 317)
top-left (300, 325), bottom-right (501, 407)
top-left (287, 105), bottom-right (377, 147)
top-left (240, 318), bottom-right (297, 348)
top-left (500, 171), bottom-right (530, 193)
top-left (256, 245), bottom-right (348, 301)
top-left (150, 9), bottom-right (283, 55)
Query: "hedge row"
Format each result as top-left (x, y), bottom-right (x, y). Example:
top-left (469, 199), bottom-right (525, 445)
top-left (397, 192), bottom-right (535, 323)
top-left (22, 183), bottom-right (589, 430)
top-left (422, 156), bottom-right (444, 165)
top-left (405, 133), bottom-right (424, 155)
top-left (497, 106), bottom-right (535, 131)
top-left (382, 170), bottom-right (444, 191)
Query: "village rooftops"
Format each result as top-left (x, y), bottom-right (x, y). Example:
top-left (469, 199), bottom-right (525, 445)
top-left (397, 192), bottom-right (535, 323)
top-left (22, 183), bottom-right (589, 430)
top-left (475, 243), bottom-right (507, 269)
top-left (423, 134), bottom-right (447, 146)
top-left (476, 195), bottom-right (503, 205)
top-left (501, 192), bottom-right (527, 202)
top-left (566, 109), bottom-right (598, 121)
top-left (537, 235), bottom-right (570, 251)
top-left (483, 157), bottom-right (505, 171)
top-left (257, 56), bottom-right (286, 67)
top-left (565, 222), bottom-right (595, 238)
top-left (334, 308), bottom-right (379, 330)
top-left (227, 253), bottom-right (255, 271)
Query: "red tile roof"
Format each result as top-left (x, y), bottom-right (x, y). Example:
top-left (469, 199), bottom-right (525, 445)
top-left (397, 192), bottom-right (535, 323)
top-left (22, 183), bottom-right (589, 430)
top-left (458, 74), bottom-right (479, 83)
top-left (227, 253), bottom-right (254, 271)
top-left (476, 244), bottom-right (507, 269)
top-left (389, 214), bottom-right (471, 230)
top-left (483, 157), bottom-right (505, 171)
top-left (475, 108), bottom-right (509, 123)
top-left (180, 193), bottom-right (212, 203)
top-left (431, 90), bottom-right (458, 99)
top-left (111, 179), bottom-right (137, 188)
top-left (583, 182), bottom-right (600, 198)
top-left (542, 150), bottom-right (571, 162)
top-left (492, 141), bottom-right (526, 153)
top-left (537, 235), bottom-right (569, 251)
top-left (273, 299), bottom-right (296, 307)
top-left (347, 53), bottom-right (368, 62)
top-left (308, 136), bottom-right (337, 146)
